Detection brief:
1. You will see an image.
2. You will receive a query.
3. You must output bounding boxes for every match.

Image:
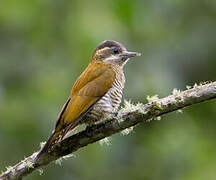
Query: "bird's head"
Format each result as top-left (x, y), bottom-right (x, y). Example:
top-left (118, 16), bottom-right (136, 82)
top-left (91, 40), bottom-right (141, 67)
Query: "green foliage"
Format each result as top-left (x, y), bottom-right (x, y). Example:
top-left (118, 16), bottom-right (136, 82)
top-left (0, 0), bottom-right (216, 179)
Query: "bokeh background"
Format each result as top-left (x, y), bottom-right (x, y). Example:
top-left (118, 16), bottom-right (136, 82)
top-left (0, 0), bottom-right (216, 179)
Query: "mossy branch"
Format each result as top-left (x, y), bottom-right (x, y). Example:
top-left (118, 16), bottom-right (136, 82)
top-left (1, 82), bottom-right (216, 180)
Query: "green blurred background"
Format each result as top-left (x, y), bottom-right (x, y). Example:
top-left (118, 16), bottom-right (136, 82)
top-left (0, 0), bottom-right (216, 179)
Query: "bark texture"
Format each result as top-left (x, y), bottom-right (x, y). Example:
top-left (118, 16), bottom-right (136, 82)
top-left (1, 82), bottom-right (216, 180)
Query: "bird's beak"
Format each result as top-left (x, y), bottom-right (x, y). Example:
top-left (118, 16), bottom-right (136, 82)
top-left (120, 51), bottom-right (141, 58)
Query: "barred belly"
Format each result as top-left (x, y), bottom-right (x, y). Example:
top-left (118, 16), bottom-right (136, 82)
top-left (83, 71), bottom-right (125, 124)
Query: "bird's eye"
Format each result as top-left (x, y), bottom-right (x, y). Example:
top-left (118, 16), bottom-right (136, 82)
top-left (112, 48), bottom-right (120, 54)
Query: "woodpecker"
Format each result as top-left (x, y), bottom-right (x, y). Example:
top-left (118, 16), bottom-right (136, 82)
top-left (37, 40), bottom-right (141, 158)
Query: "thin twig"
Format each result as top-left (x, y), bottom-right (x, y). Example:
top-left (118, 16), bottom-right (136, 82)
top-left (1, 82), bottom-right (216, 180)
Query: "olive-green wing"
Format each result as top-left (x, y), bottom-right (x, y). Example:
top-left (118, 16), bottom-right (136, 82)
top-left (37, 62), bottom-right (115, 158)
top-left (55, 62), bottom-right (115, 132)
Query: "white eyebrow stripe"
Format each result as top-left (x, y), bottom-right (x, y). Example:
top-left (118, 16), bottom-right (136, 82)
top-left (98, 47), bottom-right (110, 53)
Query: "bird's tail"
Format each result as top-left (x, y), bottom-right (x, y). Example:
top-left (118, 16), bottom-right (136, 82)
top-left (37, 130), bottom-right (62, 159)
top-left (36, 122), bottom-right (79, 159)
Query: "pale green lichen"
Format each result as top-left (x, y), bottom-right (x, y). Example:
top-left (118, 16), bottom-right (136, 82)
top-left (121, 127), bottom-right (134, 136)
top-left (136, 102), bottom-right (148, 114)
top-left (119, 100), bottom-right (146, 116)
top-left (6, 166), bottom-right (12, 171)
top-left (40, 141), bottom-right (46, 149)
top-left (155, 116), bottom-right (161, 121)
top-left (5, 166), bottom-right (16, 175)
top-left (160, 99), bottom-right (169, 106)
top-left (186, 85), bottom-right (191, 90)
top-left (117, 100), bottom-right (146, 122)
top-left (153, 102), bottom-right (163, 110)
top-left (37, 168), bottom-right (43, 175)
top-left (99, 137), bottom-right (111, 146)
top-left (146, 118), bottom-right (153, 122)
top-left (177, 109), bottom-right (183, 113)
top-left (115, 100), bottom-right (146, 135)
top-left (146, 95), bottom-right (164, 114)
top-left (63, 153), bottom-right (76, 159)
top-left (55, 153), bottom-right (76, 166)
top-left (55, 158), bottom-right (63, 166)
top-left (25, 160), bottom-right (34, 169)
top-left (199, 81), bottom-right (211, 86)
top-left (147, 94), bottom-right (159, 103)
top-left (6, 166), bottom-right (15, 175)
top-left (123, 99), bottom-right (140, 112)
top-left (172, 88), bottom-right (181, 96)
top-left (193, 83), bottom-right (198, 88)
top-left (172, 88), bottom-right (185, 102)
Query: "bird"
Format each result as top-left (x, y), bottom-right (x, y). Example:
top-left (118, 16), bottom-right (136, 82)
top-left (37, 40), bottom-right (141, 158)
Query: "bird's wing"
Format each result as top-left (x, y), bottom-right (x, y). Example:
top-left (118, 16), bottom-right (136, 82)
top-left (55, 61), bottom-right (115, 132)
top-left (37, 62), bottom-right (115, 158)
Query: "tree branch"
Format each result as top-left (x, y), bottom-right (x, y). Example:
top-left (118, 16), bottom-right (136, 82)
top-left (1, 82), bottom-right (216, 180)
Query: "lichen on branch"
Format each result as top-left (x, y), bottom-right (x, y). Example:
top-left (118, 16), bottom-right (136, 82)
top-left (1, 82), bottom-right (216, 180)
